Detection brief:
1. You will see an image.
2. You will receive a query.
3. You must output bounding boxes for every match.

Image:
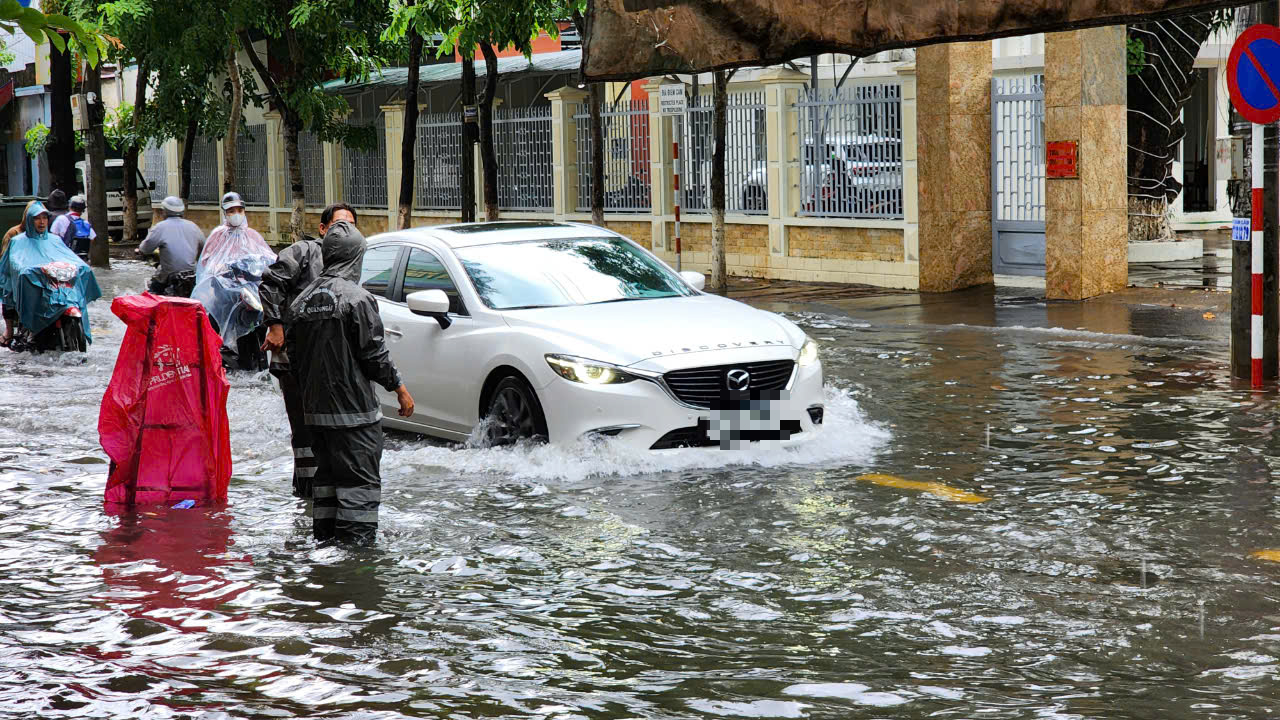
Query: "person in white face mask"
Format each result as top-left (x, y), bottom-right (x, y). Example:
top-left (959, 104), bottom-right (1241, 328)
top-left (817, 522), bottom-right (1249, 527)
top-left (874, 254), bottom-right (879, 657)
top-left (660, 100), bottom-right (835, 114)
top-left (192, 191), bottom-right (277, 370)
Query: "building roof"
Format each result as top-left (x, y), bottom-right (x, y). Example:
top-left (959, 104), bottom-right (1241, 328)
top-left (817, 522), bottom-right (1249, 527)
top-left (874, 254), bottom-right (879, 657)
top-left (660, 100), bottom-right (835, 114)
top-left (324, 49), bottom-right (582, 94)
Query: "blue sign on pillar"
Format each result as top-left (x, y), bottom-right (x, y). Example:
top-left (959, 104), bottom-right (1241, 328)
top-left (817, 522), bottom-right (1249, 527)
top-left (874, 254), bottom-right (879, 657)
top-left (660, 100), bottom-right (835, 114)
top-left (1234, 217), bottom-right (1252, 242)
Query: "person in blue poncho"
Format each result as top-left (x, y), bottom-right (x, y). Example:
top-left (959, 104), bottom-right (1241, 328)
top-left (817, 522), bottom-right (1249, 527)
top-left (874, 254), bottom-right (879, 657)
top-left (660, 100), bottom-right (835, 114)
top-left (0, 202), bottom-right (101, 352)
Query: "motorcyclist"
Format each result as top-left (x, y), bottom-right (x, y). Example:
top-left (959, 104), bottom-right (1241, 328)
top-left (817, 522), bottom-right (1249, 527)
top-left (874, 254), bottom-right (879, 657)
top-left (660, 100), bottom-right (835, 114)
top-left (136, 196), bottom-right (204, 297)
top-left (191, 191), bottom-right (276, 371)
top-left (0, 202), bottom-right (101, 351)
top-left (259, 202), bottom-right (357, 499)
top-left (0, 199), bottom-right (36, 346)
top-left (52, 194), bottom-right (96, 261)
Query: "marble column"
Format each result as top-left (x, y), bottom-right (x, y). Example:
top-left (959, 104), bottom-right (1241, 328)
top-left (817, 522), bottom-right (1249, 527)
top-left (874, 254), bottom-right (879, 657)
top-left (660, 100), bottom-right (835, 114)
top-left (1044, 26), bottom-right (1128, 300)
top-left (916, 41), bottom-right (993, 292)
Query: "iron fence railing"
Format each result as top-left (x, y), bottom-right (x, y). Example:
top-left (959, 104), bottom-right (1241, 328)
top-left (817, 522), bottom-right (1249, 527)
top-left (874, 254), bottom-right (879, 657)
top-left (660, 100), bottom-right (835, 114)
top-left (681, 91), bottom-right (767, 215)
top-left (796, 84), bottom-right (904, 219)
top-left (283, 130), bottom-right (326, 208)
top-left (992, 74), bottom-right (1045, 224)
top-left (341, 121), bottom-right (388, 209)
top-left (574, 98), bottom-right (651, 213)
top-left (143, 142), bottom-right (167, 199)
top-left (494, 106), bottom-right (553, 211)
top-left (188, 135), bottom-right (219, 204)
top-left (235, 124), bottom-right (269, 206)
top-left (414, 112), bottom-right (463, 211)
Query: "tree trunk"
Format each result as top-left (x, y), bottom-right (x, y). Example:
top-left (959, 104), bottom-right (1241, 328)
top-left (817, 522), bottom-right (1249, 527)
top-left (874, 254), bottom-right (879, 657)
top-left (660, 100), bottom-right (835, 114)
top-left (122, 59), bottom-right (147, 244)
top-left (284, 118), bottom-right (305, 242)
top-left (460, 48), bottom-right (477, 223)
top-left (399, 32), bottom-right (422, 230)
top-left (180, 116), bottom-right (197, 202)
top-left (1127, 13), bottom-right (1220, 242)
top-left (478, 41), bottom-right (499, 222)
top-left (84, 67), bottom-right (109, 268)
top-left (223, 42), bottom-right (243, 193)
top-left (709, 70), bottom-right (727, 294)
top-left (589, 83), bottom-right (604, 226)
top-left (48, 37), bottom-right (75, 195)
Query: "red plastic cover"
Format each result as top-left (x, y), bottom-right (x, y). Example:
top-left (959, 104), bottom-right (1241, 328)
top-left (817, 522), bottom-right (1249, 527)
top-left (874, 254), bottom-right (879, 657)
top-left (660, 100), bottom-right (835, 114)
top-left (99, 293), bottom-right (231, 508)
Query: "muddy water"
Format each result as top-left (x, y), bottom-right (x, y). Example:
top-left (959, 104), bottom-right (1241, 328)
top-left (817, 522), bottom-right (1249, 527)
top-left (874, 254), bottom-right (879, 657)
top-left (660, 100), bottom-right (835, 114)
top-left (1, 262), bottom-right (1277, 718)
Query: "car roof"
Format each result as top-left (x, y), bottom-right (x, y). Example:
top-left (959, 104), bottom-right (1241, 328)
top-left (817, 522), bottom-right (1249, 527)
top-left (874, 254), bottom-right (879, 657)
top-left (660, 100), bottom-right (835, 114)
top-left (369, 220), bottom-right (619, 249)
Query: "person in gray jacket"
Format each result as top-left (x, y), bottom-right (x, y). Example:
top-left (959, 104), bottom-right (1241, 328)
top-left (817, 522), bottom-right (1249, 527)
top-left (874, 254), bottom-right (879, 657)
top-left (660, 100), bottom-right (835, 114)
top-left (286, 220), bottom-right (414, 545)
top-left (136, 196), bottom-right (204, 296)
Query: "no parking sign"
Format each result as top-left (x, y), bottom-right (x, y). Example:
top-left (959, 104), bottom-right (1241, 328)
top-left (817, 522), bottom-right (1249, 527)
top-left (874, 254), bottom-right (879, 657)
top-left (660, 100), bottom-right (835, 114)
top-left (1228, 24), bottom-right (1280, 124)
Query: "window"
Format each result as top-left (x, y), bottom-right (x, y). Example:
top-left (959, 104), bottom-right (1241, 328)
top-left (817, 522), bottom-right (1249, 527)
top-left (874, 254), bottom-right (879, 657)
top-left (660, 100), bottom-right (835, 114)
top-left (401, 248), bottom-right (466, 315)
top-left (360, 245), bottom-right (401, 298)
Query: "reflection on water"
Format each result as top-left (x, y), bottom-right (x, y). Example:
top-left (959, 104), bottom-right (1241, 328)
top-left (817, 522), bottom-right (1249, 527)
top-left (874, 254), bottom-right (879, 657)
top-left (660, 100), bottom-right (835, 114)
top-left (1, 261), bottom-right (1278, 718)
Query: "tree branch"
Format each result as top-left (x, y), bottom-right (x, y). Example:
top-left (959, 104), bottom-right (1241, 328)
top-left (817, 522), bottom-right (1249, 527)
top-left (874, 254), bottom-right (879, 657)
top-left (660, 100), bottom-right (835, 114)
top-left (239, 30), bottom-right (284, 110)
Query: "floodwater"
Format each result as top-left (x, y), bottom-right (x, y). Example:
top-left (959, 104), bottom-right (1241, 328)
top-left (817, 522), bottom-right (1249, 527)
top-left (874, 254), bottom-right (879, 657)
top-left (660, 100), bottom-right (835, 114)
top-left (2, 261), bottom-right (1278, 719)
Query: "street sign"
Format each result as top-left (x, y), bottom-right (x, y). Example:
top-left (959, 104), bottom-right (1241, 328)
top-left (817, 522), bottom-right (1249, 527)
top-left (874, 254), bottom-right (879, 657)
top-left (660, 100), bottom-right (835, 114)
top-left (1228, 24), bottom-right (1280, 124)
top-left (463, 105), bottom-right (478, 124)
top-left (659, 84), bottom-right (686, 115)
top-left (1233, 217), bottom-right (1252, 242)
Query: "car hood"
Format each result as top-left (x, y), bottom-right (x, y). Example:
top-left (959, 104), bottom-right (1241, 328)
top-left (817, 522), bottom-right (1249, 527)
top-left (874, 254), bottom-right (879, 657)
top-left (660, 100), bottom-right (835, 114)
top-left (500, 294), bottom-right (804, 370)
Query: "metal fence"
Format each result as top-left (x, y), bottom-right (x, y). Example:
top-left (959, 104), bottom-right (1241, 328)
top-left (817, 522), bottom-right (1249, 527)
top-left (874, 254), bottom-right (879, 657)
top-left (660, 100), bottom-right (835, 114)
top-left (682, 91), bottom-right (767, 215)
top-left (494, 106), bottom-right (553, 211)
top-left (143, 142), bottom-right (167, 199)
top-left (284, 130), bottom-right (326, 207)
top-left (574, 98), bottom-right (651, 212)
top-left (796, 84), bottom-right (903, 219)
top-left (235, 125), bottom-right (269, 206)
top-left (341, 120), bottom-right (388, 209)
top-left (992, 74), bottom-right (1045, 223)
top-left (414, 112), bottom-right (463, 211)
top-left (188, 135), bottom-right (219, 204)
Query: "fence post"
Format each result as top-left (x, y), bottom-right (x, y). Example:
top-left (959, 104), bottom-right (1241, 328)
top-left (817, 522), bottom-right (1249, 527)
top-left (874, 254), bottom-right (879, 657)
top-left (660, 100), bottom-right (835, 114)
top-left (382, 100), bottom-right (407, 229)
top-left (264, 111), bottom-right (283, 243)
top-left (897, 64), bottom-right (919, 271)
top-left (164, 138), bottom-right (180, 206)
top-left (642, 79), bottom-right (670, 253)
top-left (215, 139), bottom-right (226, 199)
top-left (546, 86), bottom-right (588, 221)
top-left (758, 68), bottom-right (807, 260)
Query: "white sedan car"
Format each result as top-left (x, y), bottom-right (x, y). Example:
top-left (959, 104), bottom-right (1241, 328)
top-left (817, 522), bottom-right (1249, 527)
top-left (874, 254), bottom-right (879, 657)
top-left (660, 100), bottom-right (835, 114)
top-left (359, 221), bottom-right (825, 450)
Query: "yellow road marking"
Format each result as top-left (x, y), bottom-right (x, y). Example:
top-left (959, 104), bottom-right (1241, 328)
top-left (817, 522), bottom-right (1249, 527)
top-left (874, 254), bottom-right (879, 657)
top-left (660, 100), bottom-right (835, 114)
top-left (1250, 549), bottom-right (1280, 563)
top-left (855, 473), bottom-right (989, 503)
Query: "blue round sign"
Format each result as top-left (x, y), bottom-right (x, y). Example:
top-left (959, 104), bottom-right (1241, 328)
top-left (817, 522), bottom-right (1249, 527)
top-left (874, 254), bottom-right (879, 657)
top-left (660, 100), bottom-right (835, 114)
top-left (1229, 25), bottom-right (1280, 124)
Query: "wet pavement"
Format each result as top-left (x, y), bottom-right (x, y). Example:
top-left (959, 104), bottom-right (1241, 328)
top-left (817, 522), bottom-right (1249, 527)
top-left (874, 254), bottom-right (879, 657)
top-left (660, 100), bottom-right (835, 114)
top-left (2, 260), bottom-right (1279, 719)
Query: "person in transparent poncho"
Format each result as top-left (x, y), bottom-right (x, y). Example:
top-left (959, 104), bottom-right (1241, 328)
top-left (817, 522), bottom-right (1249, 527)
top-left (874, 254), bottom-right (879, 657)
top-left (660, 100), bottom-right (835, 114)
top-left (191, 191), bottom-right (276, 370)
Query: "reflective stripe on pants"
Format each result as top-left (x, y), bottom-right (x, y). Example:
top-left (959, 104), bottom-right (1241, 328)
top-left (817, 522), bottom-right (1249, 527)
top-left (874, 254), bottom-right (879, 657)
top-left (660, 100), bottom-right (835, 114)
top-left (309, 422), bottom-right (384, 545)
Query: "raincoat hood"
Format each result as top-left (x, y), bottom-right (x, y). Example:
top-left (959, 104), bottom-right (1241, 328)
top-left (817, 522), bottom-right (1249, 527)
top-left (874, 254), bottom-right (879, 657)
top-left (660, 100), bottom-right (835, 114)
top-left (320, 221), bottom-right (365, 283)
top-left (24, 201), bottom-right (51, 239)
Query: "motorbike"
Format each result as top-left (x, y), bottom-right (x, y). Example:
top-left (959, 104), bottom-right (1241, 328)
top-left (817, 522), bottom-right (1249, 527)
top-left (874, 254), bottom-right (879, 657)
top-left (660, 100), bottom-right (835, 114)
top-left (191, 255), bottom-right (270, 372)
top-left (8, 261), bottom-right (90, 353)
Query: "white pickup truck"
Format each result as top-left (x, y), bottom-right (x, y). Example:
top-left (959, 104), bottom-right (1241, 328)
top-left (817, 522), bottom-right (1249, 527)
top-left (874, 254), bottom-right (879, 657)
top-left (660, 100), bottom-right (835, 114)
top-left (74, 159), bottom-right (155, 240)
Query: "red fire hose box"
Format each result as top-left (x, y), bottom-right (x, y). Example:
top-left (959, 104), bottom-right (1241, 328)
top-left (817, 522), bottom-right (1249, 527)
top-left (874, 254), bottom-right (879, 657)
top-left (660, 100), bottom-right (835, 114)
top-left (99, 293), bottom-right (231, 508)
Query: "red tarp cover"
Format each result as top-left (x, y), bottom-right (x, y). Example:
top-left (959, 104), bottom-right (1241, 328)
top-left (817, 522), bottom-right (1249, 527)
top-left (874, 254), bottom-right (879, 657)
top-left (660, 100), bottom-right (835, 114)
top-left (582, 0), bottom-right (1249, 81)
top-left (99, 293), bottom-right (231, 508)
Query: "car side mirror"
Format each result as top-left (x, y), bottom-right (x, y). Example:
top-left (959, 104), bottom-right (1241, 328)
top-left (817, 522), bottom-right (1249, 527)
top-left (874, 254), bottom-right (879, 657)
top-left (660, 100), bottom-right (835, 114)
top-left (680, 271), bottom-right (706, 292)
top-left (148, 181), bottom-right (156, 190)
top-left (407, 289), bottom-right (452, 329)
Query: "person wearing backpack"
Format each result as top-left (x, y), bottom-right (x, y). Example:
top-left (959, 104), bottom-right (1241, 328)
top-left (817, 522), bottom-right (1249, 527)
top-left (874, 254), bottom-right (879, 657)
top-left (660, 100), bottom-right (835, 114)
top-left (50, 194), bottom-right (95, 261)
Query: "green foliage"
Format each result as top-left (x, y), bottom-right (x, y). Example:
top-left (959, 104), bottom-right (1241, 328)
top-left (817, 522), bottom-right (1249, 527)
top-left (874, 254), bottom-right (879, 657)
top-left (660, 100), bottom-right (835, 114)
top-left (1127, 37), bottom-right (1146, 76)
top-left (24, 123), bottom-right (49, 157)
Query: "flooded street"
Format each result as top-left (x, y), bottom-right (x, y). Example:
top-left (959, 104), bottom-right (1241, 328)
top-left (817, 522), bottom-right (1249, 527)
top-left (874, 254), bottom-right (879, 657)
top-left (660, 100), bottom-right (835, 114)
top-left (3, 260), bottom-right (1280, 718)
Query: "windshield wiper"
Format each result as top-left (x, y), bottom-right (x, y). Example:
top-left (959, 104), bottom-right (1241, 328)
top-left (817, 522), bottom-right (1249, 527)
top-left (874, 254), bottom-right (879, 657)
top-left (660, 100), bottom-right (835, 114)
top-left (588, 296), bottom-right (663, 305)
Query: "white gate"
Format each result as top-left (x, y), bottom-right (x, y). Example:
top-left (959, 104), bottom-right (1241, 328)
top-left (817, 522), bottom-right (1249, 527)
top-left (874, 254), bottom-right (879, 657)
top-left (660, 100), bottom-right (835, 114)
top-left (991, 74), bottom-right (1046, 276)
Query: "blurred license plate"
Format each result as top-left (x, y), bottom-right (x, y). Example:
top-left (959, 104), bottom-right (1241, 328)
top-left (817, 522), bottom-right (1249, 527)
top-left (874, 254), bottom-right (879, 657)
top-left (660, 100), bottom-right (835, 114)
top-left (702, 393), bottom-right (802, 449)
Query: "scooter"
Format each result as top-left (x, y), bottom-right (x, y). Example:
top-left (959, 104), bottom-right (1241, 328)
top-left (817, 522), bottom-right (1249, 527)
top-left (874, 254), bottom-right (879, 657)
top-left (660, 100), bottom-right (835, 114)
top-left (9, 261), bottom-right (89, 353)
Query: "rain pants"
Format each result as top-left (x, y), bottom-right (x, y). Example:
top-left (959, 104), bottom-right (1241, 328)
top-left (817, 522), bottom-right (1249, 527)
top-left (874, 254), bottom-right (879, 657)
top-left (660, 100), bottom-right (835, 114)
top-left (191, 222), bottom-right (275, 351)
top-left (0, 202), bottom-right (101, 341)
top-left (99, 294), bottom-right (232, 509)
top-left (286, 222), bottom-right (402, 544)
top-left (259, 236), bottom-right (324, 498)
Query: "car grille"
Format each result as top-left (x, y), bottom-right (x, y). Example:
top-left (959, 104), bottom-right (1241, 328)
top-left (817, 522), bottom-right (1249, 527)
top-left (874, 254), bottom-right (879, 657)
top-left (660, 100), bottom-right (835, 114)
top-left (650, 426), bottom-right (718, 450)
top-left (662, 359), bottom-right (795, 409)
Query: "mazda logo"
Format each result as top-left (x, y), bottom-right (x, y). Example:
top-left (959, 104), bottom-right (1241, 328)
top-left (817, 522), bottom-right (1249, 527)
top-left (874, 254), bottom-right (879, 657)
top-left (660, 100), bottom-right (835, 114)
top-left (726, 368), bottom-right (751, 392)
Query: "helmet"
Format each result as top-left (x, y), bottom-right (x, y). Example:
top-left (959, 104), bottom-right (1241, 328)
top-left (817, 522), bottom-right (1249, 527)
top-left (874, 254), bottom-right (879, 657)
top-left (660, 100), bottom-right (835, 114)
top-left (46, 189), bottom-right (68, 210)
top-left (69, 194), bottom-right (87, 212)
top-left (221, 191), bottom-right (245, 211)
top-left (161, 196), bottom-right (184, 214)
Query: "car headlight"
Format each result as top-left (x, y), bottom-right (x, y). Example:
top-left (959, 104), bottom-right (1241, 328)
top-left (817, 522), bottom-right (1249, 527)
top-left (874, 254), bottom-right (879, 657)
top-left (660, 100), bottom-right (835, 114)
top-left (546, 354), bottom-right (637, 384)
top-left (797, 337), bottom-right (819, 367)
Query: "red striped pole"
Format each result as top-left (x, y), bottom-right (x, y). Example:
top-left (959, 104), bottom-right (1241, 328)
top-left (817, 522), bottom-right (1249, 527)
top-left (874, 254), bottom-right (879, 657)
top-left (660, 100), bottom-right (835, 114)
top-left (1253, 121), bottom-right (1264, 389)
top-left (673, 117), bottom-right (682, 272)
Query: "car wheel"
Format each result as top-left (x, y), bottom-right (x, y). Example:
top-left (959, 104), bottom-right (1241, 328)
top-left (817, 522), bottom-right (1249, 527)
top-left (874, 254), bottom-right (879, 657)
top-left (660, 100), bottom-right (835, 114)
top-left (483, 375), bottom-right (548, 446)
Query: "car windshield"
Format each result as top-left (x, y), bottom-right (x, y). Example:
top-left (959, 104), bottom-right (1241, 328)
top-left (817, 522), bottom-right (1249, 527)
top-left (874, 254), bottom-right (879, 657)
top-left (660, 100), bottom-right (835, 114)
top-left (455, 236), bottom-right (695, 311)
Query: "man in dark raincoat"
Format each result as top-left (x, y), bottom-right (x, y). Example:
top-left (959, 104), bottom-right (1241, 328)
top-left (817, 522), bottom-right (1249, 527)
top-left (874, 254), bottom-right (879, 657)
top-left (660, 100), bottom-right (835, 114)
top-left (260, 203), bottom-right (357, 500)
top-left (285, 220), bottom-right (414, 545)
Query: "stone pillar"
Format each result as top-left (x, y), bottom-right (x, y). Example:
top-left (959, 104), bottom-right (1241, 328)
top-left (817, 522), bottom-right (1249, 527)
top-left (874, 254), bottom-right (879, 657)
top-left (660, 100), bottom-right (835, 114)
top-left (382, 100), bottom-right (407, 229)
top-left (644, 79), bottom-right (673, 251)
top-left (897, 65), bottom-right (920, 269)
top-left (164, 138), bottom-right (180, 203)
top-left (916, 41), bottom-right (993, 293)
top-left (323, 139), bottom-right (342, 205)
top-left (264, 111), bottom-right (283, 242)
top-left (546, 86), bottom-right (588, 220)
top-left (759, 68), bottom-right (808, 259)
top-left (1044, 26), bottom-right (1128, 300)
